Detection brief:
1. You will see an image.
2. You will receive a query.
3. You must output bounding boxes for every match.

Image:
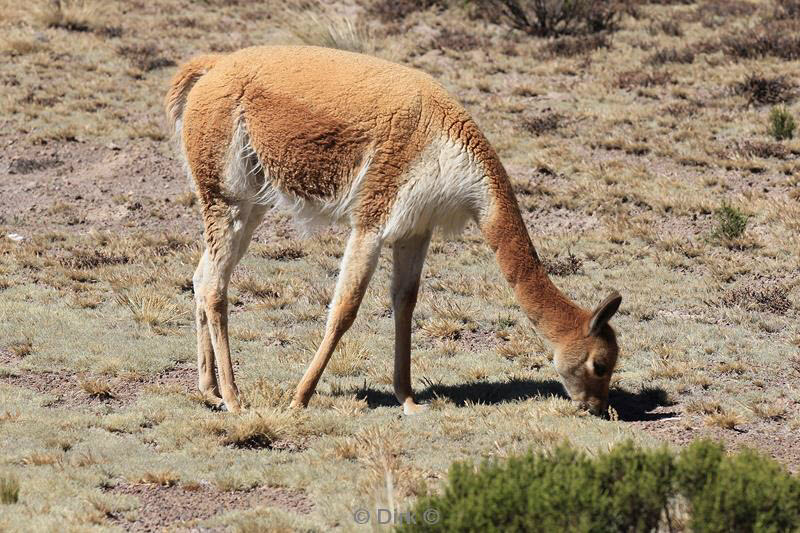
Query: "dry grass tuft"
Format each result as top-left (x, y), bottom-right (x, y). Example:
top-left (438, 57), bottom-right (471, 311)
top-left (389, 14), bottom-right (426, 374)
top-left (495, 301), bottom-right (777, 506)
top-left (725, 140), bottom-right (789, 160)
top-left (137, 471), bottom-right (179, 487)
top-left (256, 243), bottom-right (306, 261)
top-left (772, 0), bottom-right (800, 20)
top-left (692, 0), bottom-right (755, 27)
top-left (718, 284), bottom-right (793, 315)
top-left (279, 1), bottom-right (375, 54)
top-left (221, 410), bottom-right (296, 449)
top-left (522, 111), bottom-right (564, 135)
top-left (1, 37), bottom-right (47, 57)
top-left (650, 18), bottom-right (682, 37)
top-left (686, 399), bottom-right (722, 415)
top-left (616, 70), bottom-right (673, 89)
top-left (433, 27), bottom-right (484, 52)
top-left (113, 289), bottom-right (189, 329)
top-left (716, 22), bottom-right (800, 61)
top-left (233, 274), bottom-right (280, 300)
top-left (21, 451), bottom-right (62, 466)
top-left (750, 400), bottom-right (789, 421)
top-left (8, 339), bottom-right (33, 359)
top-left (328, 339), bottom-right (370, 377)
top-left (79, 378), bottom-right (113, 399)
top-left (542, 33), bottom-right (610, 57)
top-left (647, 47), bottom-right (695, 65)
top-left (366, 0), bottom-right (441, 23)
top-left (704, 410), bottom-right (746, 430)
top-left (422, 317), bottom-right (463, 340)
top-left (117, 44), bottom-right (175, 73)
top-left (543, 252), bottom-right (583, 276)
top-left (34, 0), bottom-right (99, 32)
top-left (59, 250), bottom-right (128, 270)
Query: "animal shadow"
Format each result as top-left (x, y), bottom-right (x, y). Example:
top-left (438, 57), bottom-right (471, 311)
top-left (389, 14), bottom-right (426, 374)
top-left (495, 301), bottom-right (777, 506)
top-left (350, 378), bottom-right (675, 422)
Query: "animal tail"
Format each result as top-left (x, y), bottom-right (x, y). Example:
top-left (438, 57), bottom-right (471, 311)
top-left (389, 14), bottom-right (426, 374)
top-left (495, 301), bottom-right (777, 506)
top-left (164, 54), bottom-right (223, 134)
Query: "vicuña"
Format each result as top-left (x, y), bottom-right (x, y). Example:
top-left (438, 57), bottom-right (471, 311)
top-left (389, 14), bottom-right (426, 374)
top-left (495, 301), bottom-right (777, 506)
top-left (165, 45), bottom-right (622, 416)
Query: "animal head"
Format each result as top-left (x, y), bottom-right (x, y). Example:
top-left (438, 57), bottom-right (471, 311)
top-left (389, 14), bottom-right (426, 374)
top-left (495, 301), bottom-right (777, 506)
top-left (553, 291), bottom-right (622, 416)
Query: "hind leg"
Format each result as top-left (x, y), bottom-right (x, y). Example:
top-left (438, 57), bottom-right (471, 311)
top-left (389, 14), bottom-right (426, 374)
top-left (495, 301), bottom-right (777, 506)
top-left (194, 250), bottom-right (222, 406)
top-left (197, 201), bottom-right (266, 412)
top-left (391, 232), bottom-right (431, 415)
top-left (193, 204), bottom-right (266, 408)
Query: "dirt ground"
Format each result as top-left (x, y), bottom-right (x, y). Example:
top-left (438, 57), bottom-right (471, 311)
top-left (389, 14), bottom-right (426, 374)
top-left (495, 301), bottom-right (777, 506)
top-left (1, 0), bottom-right (799, 531)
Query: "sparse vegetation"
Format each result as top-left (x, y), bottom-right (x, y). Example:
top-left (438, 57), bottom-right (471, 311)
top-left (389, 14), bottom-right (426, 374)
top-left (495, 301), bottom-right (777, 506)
top-left (117, 43), bottom-right (175, 73)
top-left (1, 0), bottom-right (799, 530)
top-left (521, 111), bottom-right (564, 135)
top-left (615, 69), bottom-right (672, 89)
top-left (734, 74), bottom-right (797, 106)
top-left (542, 33), bottom-right (610, 56)
top-left (34, 0), bottom-right (99, 33)
top-left (647, 47), bottom-right (695, 65)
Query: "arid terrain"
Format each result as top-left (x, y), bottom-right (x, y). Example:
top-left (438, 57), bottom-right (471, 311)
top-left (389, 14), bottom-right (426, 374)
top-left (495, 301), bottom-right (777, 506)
top-left (1, 0), bottom-right (799, 531)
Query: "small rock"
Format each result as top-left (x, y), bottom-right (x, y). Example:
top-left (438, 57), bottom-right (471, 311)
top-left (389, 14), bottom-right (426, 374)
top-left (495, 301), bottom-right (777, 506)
top-left (7, 233), bottom-right (25, 242)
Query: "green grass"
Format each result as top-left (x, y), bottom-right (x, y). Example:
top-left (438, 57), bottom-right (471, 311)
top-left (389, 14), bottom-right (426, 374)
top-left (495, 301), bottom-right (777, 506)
top-left (0, 473), bottom-right (19, 505)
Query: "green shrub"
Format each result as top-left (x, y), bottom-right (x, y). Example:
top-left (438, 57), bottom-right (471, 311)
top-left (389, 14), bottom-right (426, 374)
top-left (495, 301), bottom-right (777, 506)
top-left (400, 442), bottom-right (675, 532)
top-left (768, 106), bottom-right (796, 140)
top-left (0, 473), bottom-right (19, 504)
top-left (712, 202), bottom-right (748, 241)
top-left (677, 441), bottom-right (800, 533)
top-left (400, 440), bottom-right (800, 533)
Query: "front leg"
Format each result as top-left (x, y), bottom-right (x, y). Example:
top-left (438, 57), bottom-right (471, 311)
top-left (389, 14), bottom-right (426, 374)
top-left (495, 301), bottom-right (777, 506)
top-left (291, 229), bottom-right (383, 408)
top-left (390, 232), bottom-right (431, 415)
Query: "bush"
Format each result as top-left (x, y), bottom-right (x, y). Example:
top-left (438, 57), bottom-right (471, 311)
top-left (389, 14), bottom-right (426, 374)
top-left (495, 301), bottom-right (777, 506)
top-left (367, 0), bottom-right (443, 22)
top-left (400, 440), bottom-right (800, 533)
top-left (677, 441), bottom-right (800, 533)
top-left (0, 473), bottom-right (19, 504)
top-left (712, 202), bottom-right (748, 241)
top-left (768, 106), bottom-right (796, 140)
top-left (543, 33), bottom-right (610, 57)
top-left (733, 74), bottom-right (797, 106)
top-left (483, 0), bottom-right (629, 37)
top-left (718, 22), bottom-right (800, 61)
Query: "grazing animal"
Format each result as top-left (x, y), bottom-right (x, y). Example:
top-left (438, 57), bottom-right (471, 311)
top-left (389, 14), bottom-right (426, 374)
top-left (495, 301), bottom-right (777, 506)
top-left (165, 46), bottom-right (622, 416)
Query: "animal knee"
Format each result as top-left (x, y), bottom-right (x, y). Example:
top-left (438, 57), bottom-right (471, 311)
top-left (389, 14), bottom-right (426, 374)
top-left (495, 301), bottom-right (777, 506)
top-left (204, 289), bottom-right (228, 319)
top-left (329, 304), bottom-right (358, 336)
top-left (391, 284), bottom-right (419, 311)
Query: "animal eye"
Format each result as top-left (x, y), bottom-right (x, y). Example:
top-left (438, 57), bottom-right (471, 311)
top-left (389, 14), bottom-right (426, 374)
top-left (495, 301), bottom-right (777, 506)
top-left (593, 362), bottom-right (607, 377)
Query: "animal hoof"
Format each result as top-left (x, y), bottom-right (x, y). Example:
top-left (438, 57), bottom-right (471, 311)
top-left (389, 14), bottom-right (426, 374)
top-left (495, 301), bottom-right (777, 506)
top-left (289, 398), bottom-right (307, 410)
top-left (403, 402), bottom-right (429, 416)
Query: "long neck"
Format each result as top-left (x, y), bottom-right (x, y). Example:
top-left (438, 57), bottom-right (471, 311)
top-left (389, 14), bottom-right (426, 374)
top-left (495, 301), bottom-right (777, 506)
top-left (476, 151), bottom-right (586, 344)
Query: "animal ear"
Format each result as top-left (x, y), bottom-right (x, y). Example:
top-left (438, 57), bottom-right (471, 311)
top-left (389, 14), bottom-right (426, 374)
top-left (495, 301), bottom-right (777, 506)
top-left (588, 291), bottom-right (622, 336)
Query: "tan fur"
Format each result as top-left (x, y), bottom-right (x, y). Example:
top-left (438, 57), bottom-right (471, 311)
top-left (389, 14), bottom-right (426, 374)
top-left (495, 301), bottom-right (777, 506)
top-left (167, 45), bottom-right (622, 415)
